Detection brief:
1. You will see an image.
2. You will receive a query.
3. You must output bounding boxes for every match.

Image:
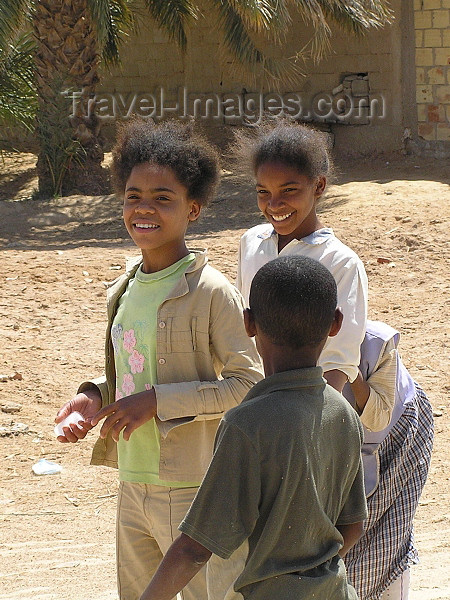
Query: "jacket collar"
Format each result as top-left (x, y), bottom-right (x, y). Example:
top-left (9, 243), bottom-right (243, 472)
top-left (163, 248), bottom-right (207, 301)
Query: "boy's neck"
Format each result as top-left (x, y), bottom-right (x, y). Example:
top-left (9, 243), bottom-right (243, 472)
top-left (261, 346), bottom-right (321, 377)
top-left (252, 321), bottom-right (328, 378)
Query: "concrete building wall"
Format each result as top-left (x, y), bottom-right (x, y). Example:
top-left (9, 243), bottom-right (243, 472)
top-left (414, 0), bottom-right (450, 143)
top-left (94, 0), bottom-right (445, 155)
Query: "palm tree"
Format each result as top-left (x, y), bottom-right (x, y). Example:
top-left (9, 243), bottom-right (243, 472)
top-left (0, 0), bottom-right (392, 197)
top-left (0, 31), bottom-right (36, 146)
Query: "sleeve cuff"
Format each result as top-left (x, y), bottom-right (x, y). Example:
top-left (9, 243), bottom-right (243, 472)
top-left (321, 363), bottom-right (357, 383)
top-left (154, 380), bottom-right (227, 422)
top-left (179, 521), bottom-right (234, 560)
top-left (78, 376), bottom-right (109, 407)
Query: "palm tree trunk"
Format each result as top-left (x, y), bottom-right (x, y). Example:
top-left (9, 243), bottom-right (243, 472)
top-left (33, 0), bottom-right (107, 197)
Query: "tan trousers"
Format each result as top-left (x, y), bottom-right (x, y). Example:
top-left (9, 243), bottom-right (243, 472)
top-left (116, 481), bottom-right (207, 600)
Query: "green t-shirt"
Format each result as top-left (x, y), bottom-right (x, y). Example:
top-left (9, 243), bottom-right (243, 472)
top-left (180, 367), bottom-right (367, 599)
top-left (112, 253), bottom-right (199, 487)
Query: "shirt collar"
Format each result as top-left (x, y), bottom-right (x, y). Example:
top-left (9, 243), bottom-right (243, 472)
top-left (125, 247), bottom-right (207, 274)
top-left (257, 226), bottom-right (334, 245)
top-left (135, 253), bottom-right (195, 283)
top-left (243, 367), bottom-right (326, 403)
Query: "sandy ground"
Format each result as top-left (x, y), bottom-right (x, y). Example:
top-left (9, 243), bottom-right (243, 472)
top-left (0, 151), bottom-right (449, 600)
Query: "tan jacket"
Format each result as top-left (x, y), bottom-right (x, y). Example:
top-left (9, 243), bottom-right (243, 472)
top-left (80, 249), bottom-right (263, 481)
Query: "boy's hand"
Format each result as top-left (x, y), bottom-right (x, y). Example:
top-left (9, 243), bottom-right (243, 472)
top-left (91, 388), bottom-right (157, 442)
top-left (55, 388), bottom-right (102, 443)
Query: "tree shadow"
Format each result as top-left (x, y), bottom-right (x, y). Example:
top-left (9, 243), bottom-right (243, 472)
top-left (0, 165), bottom-right (37, 202)
top-left (1, 153), bottom-right (448, 251)
top-left (333, 153), bottom-right (450, 185)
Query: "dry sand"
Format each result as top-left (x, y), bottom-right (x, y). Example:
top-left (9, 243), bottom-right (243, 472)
top-left (0, 151), bottom-right (448, 599)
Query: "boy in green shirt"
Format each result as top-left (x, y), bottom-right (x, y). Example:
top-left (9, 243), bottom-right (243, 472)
top-left (140, 255), bottom-right (367, 600)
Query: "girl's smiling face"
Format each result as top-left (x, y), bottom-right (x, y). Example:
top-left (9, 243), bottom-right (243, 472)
top-left (255, 161), bottom-right (326, 248)
top-left (123, 162), bottom-right (200, 273)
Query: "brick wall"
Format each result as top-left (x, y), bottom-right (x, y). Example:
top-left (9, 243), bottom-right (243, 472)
top-left (95, 0), bottom-right (426, 154)
top-left (415, 0), bottom-right (450, 142)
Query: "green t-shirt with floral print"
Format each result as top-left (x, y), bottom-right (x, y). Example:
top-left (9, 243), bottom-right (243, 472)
top-left (112, 253), bottom-right (200, 486)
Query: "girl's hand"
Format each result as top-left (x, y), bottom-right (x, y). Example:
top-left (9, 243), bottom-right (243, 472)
top-left (55, 388), bottom-right (102, 443)
top-left (91, 389), bottom-right (157, 442)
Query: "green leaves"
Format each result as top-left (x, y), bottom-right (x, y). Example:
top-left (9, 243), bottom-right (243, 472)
top-left (207, 0), bottom-right (300, 84)
top-left (142, 0), bottom-right (198, 51)
top-left (0, 0), bottom-right (31, 51)
top-left (87, 0), bottom-right (136, 65)
top-left (0, 0), bottom-right (394, 88)
top-left (291, 0), bottom-right (394, 62)
top-left (219, 0), bottom-right (292, 35)
top-left (177, 0), bottom-right (392, 82)
top-left (0, 31), bottom-right (36, 132)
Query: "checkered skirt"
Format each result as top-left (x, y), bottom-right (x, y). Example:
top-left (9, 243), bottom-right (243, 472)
top-left (344, 384), bottom-right (434, 600)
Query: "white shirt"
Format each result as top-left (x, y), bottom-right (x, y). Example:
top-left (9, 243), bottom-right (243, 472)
top-left (237, 225), bottom-right (368, 383)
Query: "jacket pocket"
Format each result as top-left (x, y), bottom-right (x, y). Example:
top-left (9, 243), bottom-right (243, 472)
top-left (168, 315), bottom-right (209, 354)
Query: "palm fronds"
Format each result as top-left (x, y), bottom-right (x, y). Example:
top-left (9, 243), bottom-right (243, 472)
top-left (208, 0), bottom-right (303, 85)
top-left (87, 0), bottom-right (136, 65)
top-left (318, 0), bottom-right (394, 32)
top-left (142, 0), bottom-right (198, 51)
top-left (291, 0), bottom-right (394, 62)
top-left (0, 31), bottom-right (36, 131)
top-left (221, 0), bottom-right (292, 35)
top-left (201, 0), bottom-right (392, 83)
top-left (0, 0), bottom-right (31, 50)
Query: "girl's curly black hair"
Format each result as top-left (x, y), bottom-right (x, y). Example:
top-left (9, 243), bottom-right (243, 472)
top-left (230, 118), bottom-right (333, 183)
top-left (111, 118), bottom-right (220, 207)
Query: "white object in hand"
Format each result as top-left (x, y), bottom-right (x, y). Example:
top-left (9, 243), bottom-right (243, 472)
top-left (54, 411), bottom-right (85, 437)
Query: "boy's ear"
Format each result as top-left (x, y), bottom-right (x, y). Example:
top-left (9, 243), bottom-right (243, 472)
top-left (188, 200), bottom-right (201, 222)
top-left (328, 308), bottom-right (343, 338)
top-left (243, 308), bottom-right (257, 338)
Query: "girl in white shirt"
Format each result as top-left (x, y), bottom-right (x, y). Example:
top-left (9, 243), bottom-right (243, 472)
top-left (235, 120), bottom-right (368, 392)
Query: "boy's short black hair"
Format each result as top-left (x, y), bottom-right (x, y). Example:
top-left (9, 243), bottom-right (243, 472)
top-left (249, 256), bottom-right (337, 348)
top-left (111, 118), bottom-right (220, 206)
